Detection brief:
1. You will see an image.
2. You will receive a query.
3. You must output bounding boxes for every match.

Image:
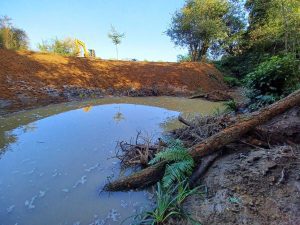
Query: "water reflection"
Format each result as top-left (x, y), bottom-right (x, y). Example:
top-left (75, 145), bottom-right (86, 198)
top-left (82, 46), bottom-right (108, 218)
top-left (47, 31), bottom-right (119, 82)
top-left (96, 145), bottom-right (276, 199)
top-left (113, 106), bottom-right (125, 123)
top-left (82, 105), bottom-right (93, 112)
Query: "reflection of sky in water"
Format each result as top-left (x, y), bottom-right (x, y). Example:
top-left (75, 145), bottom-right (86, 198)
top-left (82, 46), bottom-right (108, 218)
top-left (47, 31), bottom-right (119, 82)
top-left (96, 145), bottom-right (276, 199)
top-left (0, 104), bottom-right (180, 225)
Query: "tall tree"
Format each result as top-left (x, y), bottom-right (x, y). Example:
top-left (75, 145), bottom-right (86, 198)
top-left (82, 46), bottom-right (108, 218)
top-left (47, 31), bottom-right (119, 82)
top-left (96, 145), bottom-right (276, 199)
top-left (167, 0), bottom-right (233, 61)
top-left (108, 26), bottom-right (125, 59)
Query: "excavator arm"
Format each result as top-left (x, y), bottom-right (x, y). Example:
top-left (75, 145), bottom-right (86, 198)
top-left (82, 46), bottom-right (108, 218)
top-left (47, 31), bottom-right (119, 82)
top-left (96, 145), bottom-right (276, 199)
top-left (75, 39), bottom-right (90, 57)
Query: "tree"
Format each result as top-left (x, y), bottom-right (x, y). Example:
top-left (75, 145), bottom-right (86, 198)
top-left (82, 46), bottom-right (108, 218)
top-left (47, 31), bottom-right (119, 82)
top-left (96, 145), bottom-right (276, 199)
top-left (0, 15), bottom-right (29, 50)
top-left (210, 0), bottom-right (247, 57)
top-left (245, 0), bottom-right (300, 55)
top-left (167, 0), bottom-right (233, 61)
top-left (108, 26), bottom-right (125, 59)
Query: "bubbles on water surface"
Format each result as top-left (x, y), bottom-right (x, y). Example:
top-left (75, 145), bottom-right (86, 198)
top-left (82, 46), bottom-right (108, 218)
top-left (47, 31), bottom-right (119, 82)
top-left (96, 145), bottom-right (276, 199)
top-left (7, 205), bottom-right (15, 213)
top-left (73, 175), bottom-right (87, 188)
top-left (25, 195), bottom-right (37, 209)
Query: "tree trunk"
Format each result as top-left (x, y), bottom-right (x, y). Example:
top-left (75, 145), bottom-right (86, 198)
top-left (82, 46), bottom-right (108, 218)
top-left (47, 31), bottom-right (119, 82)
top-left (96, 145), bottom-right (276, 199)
top-left (198, 42), bottom-right (209, 61)
top-left (104, 89), bottom-right (300, 191)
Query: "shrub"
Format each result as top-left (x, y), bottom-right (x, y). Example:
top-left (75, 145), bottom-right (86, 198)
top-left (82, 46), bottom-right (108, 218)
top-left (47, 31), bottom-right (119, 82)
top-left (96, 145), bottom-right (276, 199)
top-left (224, 100), bottom-right (238, 112)
top-left (246, 90), bottom-right (278, 111)
top-left (244, 54), bottom-right (299, 96)
top-left (37, 38), bottom-right (77, 56)
top-left (223, 76), bottom-right (241, 87)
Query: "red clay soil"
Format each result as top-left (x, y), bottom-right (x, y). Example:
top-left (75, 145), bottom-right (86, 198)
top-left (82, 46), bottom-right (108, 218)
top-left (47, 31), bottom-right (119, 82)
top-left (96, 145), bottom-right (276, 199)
top-left (0, 49), bottom-right (227, 113)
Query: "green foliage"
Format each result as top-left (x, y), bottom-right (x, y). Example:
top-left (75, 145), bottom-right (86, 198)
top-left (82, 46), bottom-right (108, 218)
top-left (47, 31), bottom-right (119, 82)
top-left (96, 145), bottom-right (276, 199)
top-left (223, 76), bottom-right (241, 87)
top-left (149, 139), bottom-right (194, 188)
top-left (37, 38), bottom-right (77, 56)
top-left (167, 0), bottom-right (243, 61)
top-left (0, 15), bottom-right (29, 50)
top-left (244, 54), bottom-right (299, 96)
top-left (130, 139), bottom-right (203, 224)
top-left (224, 99), bottom-right (238, 112)
top-left (137, 183), bottom-right (180, 225)
top-left (246, 0), bottom-right (300, 55)
top-left (163, 160), bottom-right (194, 188)
top-left (247, 93), bottom-right (277, 111)
top-left (134, 181), bottom-right (202, 225)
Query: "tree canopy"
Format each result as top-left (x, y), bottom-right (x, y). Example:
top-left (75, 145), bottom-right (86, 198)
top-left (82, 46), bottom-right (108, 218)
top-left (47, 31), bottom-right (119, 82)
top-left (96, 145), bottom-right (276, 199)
top-left (167, 0), bottom-right (245, 61)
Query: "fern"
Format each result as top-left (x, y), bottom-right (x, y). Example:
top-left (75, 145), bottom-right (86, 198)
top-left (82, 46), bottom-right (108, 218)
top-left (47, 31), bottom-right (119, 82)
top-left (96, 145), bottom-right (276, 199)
top-left (162, 160), bottom-right (194, 188)
top-left (149, 147), bottom-right (192, 165)
top-left (149, 139), bottom-right (195, 188)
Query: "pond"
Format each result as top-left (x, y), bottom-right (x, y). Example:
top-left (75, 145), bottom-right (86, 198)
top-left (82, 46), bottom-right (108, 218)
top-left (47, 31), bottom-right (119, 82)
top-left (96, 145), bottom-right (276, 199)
top-left (0, 97), bottom-right (223, 225)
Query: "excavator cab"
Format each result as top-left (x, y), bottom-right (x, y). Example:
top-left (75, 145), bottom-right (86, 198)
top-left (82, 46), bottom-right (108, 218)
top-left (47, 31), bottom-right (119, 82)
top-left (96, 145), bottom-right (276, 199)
top-left (75, 39), bottom-right (96, 58)
top-left (88, 49), bottom-right (96, 57)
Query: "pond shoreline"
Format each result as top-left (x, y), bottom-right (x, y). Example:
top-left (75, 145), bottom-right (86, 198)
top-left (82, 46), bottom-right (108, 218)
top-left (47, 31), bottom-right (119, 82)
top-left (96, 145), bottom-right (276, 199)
top-left (0, 90), bottom-right (233, 117)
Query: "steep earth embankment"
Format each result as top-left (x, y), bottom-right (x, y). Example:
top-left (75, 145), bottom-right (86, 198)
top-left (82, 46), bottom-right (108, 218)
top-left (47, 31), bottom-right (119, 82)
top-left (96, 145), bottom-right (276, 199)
top-left (0, 49), bottom-right (227, 114)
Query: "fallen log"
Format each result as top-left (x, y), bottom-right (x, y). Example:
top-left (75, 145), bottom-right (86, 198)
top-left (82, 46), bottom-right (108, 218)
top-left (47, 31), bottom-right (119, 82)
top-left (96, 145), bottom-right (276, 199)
top-left (189, 152), bottom-right (221, 187)
top-left (104, 89), bottom-right (300, 191)
top-left (178, 115), bottom-right (194, 127)
top-left (104, 161), bottom-right (167, 191)
top-left (189, 89), bottom-right (300, 160)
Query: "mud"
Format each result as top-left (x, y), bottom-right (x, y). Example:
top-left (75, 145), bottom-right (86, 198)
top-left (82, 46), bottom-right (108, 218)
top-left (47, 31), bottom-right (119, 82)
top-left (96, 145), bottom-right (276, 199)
top-left (184, 144), bottom-right (300, 225)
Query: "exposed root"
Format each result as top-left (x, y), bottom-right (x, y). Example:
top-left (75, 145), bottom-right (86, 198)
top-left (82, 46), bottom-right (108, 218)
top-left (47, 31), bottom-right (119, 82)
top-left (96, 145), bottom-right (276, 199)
top-left (114, 131), bottom-right (167, 168)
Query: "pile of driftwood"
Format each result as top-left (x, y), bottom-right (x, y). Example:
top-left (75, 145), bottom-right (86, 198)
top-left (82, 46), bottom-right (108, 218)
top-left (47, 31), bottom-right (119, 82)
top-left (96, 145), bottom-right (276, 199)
top-left (114, 132), bottom-right (166, 168)
top-left (104, 89), bottom-right (300, 191)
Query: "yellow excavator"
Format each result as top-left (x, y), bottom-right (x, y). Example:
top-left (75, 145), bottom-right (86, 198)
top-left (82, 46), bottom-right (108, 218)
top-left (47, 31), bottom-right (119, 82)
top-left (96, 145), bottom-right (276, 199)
top-left (75, 39), bottom-right (96, 58)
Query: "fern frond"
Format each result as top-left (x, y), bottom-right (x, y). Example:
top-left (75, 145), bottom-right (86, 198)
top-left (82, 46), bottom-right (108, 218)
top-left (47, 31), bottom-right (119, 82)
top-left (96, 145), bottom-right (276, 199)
top-left (149, 147), bottom-right (192, 165)
top-left (162, 159), bottom-right (194, 188)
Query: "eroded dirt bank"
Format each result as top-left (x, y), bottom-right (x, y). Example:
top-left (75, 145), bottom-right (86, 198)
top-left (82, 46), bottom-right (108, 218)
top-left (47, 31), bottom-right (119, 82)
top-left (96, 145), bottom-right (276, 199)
top-left (177, 106), bottom-right (300, 225)
top-left (0, 49), bottom-right (228, 115)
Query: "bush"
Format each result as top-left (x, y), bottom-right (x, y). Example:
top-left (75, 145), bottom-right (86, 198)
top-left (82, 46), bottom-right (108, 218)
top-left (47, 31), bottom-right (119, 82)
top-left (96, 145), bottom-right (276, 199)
top-left (37, 38), bottom-right (77, 56)
top-left (224, 100), bottom-right (238, 112)
top-left (0, 27), bottom-right (29, 50)
top-left (223, 76), bottom-right (241, 87)
top-left (244, 54), bottom-right (299, 96)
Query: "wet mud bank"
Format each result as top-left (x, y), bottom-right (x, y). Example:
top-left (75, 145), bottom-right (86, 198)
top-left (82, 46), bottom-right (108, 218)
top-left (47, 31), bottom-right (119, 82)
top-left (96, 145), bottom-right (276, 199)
top-left (0, 86), bottom-right (234, 116)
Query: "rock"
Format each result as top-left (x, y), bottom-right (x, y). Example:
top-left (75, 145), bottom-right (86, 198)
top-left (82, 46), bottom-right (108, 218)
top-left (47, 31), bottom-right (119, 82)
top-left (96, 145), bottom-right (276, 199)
top-left (0, 99), bottom-right (12, 108)
top-left (17, 94), bottom-right (37, 105)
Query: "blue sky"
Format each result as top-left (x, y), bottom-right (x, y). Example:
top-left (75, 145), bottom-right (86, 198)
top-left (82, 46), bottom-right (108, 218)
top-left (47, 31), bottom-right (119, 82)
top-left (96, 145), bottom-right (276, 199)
top-left (0, 0), bottom-right (187, 61)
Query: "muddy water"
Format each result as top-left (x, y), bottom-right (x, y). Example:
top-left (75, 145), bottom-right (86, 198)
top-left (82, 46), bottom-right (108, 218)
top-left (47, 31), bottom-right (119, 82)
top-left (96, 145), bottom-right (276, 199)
top-left (0, 97), bottom-right (223, 225)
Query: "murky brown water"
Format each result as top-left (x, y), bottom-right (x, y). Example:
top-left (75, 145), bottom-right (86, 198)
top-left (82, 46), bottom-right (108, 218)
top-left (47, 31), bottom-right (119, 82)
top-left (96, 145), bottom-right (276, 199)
top-left (0, 97), bottom-right (223, 225)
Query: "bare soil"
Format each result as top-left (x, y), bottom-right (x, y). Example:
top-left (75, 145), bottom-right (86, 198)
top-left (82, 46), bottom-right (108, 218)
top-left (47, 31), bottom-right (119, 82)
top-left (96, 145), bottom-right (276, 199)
top-left (0, 49), bottom-right (228, 114)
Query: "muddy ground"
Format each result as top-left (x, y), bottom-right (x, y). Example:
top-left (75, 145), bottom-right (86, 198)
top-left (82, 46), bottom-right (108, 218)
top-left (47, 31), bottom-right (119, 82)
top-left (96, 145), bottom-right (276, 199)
top-left (185, 144), bottom-right (300, 225)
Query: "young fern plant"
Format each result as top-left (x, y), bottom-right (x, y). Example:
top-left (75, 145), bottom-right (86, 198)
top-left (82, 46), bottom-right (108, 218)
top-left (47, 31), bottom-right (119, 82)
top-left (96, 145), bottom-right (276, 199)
top-left (149, 139), bottom-right (194, 188)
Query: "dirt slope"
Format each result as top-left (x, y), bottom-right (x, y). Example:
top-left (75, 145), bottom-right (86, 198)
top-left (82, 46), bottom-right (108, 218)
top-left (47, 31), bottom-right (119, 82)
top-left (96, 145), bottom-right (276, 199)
top-left (0, 49), bottom-right (227, 113)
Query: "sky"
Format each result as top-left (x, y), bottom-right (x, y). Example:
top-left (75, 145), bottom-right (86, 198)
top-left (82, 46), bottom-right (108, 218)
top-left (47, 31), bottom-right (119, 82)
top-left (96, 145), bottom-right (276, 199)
top-left (0, 0), bottom-right (187, 61)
